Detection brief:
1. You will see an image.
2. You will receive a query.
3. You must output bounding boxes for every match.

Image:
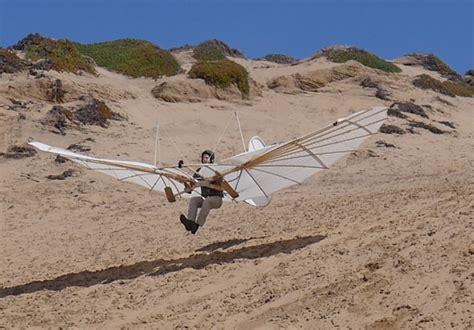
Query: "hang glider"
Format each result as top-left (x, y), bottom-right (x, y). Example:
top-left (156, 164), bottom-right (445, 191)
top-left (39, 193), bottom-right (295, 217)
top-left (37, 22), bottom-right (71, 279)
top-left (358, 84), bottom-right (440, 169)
top-left (29, 106), bottom-right (387, 207)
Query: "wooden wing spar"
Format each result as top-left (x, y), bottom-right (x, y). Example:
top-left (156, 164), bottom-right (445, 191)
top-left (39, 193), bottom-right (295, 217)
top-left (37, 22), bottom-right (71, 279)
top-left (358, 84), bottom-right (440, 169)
top-left (29, 106), bottom-right (387, 206)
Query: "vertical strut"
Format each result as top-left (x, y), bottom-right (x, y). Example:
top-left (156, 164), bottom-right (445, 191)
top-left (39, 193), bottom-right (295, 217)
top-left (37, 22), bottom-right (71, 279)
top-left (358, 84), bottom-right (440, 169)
top-left (154, 123), bottom-right (160, 166)
top-left (235, 111), bottom-right (246, 153)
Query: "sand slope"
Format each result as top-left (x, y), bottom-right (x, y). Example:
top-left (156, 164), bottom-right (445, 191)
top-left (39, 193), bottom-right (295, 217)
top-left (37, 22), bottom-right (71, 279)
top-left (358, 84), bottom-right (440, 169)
top-left (0, 55), bottom-right (473, 329)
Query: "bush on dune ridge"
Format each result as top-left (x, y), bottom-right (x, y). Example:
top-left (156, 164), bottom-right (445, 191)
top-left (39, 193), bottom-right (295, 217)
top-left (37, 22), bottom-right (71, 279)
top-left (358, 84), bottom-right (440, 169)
top-left (76, 39), bottom-right (181, 78)
top-left (15, 33), bottom-right (95, 75)
top-left (316, 46), bottom-right (401, 73)
top-left (0, 48), bottom-right (27, 73)
top-left (256, 54), bottom-right (298, 64)
top-left (413, 74), bottom-right (474, 97)
top-left (193, 42), bottom-right (226, 61)
top-left (328, 48), bottom-right (402, 73)
top-left (192, 39), bottom-right (245, 61)
top-left (189, 59), bottom-right (249, 97)
top-left (407, 52), bottom-right (462, 82)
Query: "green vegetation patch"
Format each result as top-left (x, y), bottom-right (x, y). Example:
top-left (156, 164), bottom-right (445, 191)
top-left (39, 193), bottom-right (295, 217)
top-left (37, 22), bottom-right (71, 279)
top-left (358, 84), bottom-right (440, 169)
top-left (76, 39), bottom-right (180, 78)
top-left (407, 53), bottom-right (461, 82)
top-left (193, 42), bottom-right (226, 61)
top-left (16, 34), bottom-right (95, 74)
top-left (189, 59), bottom-right (249, 96)
top-left (257, 54), bottom-right (298, 64)
top-left (0, 48), bottom-right (27, 73)
top-left (192, 39), bottom-right (244, 61)
top-left (0, 48), bottom-right (21, 63)
top-left (413, 74), bottom-right (474, 97)
top-left (328, 48), bottom-right (401, 73)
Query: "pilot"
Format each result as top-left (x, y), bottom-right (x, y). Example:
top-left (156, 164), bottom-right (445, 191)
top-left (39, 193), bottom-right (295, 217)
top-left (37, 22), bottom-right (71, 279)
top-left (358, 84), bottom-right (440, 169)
top-left (180, 150), bottom-right (223, 234)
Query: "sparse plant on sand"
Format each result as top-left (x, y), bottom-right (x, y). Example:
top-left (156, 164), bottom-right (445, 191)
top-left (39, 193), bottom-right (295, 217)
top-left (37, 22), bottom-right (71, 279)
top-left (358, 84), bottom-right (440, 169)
top-left (413, 74), bottom-right (474, 97)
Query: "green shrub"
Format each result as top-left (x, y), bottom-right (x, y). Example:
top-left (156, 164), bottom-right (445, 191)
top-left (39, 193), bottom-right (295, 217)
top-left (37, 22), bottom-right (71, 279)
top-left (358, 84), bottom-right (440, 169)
top-left (193, 42), bottom-right (226, 61)
top-left (20, 35), bottom-right (96, 74)
top-left (0, 48), bottom-right (27, 73)
top-left (0, 48), bottom-right (18, 61)
top-left (328, 48), bottom-right (401, 73)
top-left (407, 53), bottom-right (461, 81)
top-left (13, 33), bottom-right (46, 50)
top-left (426, 55), bottom-right (454, 76)
top-left (413, 74), bottom-right (474, 97)
top-left (189, 59), bottom-right (249, 96)
top-left (192, 39), bottom-right (244, 61)
top-left (76, 39), bottom-right (180, 78)
top-left (257, 54), bottom-right (298, 64)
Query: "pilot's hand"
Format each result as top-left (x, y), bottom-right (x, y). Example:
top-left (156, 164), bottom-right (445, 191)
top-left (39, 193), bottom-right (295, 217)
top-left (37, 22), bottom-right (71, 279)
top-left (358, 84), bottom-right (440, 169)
top-left (184, 181), bottom-right (195, 193)
top-left (211, 174), bottom-right (223, 184)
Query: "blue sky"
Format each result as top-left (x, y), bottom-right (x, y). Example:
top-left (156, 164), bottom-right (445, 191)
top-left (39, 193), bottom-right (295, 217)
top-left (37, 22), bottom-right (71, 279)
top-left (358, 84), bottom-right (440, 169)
top-left (0, 0), bottom-right (472, 74)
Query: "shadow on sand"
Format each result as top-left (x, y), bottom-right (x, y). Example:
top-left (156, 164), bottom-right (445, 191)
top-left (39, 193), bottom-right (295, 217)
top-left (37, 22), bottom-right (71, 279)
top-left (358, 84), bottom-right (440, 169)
top-left (0, 235), bottom-right (325, 298)
top-left (195, 236), bottom-right (265, 252)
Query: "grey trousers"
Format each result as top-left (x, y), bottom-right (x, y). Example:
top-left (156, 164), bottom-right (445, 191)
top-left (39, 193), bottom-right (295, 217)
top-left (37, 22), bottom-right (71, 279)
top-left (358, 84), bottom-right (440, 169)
top-left (187, 196), bottom-right (223, 226)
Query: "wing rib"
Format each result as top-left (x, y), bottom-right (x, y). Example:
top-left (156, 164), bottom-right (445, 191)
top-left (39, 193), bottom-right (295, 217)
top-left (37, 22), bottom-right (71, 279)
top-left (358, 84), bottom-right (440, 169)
top-left (294, 142), bottom-right (328, 169)
top-left (250, 168), bottom-right (301, 184)
top-left (253, 108), bottom-right (386, 162)
top-left (261, 116), bottom-right (385, 161)
top-left (244, 169), bottom-right (269, 198)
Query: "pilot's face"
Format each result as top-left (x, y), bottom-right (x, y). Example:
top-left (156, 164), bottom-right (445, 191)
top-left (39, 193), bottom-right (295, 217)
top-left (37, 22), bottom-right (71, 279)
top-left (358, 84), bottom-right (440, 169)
top-left (201, 154), bottom-right (211, 164)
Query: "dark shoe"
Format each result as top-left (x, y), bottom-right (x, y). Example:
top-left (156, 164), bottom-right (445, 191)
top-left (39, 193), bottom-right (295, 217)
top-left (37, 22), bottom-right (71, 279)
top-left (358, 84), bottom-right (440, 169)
top-left (189, 221), bottom-right (199, 235)
top-left (180, 214), bottom-right (192, 231)
top-left (180, 214), bottom-right (199, 234)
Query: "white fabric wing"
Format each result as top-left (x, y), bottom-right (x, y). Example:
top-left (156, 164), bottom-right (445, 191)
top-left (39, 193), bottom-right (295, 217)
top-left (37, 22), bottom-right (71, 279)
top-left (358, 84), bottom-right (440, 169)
top-left (30, 106), bottom-right (387, 205)
top-left (203, 106), bottom-right (388, 202)
top-left (28, 142), bottom-right (201, 198)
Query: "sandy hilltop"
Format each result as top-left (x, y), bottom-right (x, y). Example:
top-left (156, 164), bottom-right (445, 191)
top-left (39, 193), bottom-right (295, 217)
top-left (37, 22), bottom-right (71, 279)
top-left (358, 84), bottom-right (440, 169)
top-left (0, 36), bottom-right (473, 328)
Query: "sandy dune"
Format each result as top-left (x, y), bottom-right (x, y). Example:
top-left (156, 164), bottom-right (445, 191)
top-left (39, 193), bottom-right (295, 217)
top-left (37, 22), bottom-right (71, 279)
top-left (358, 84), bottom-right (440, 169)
top-left (0, 54), bottom-right (473, 328)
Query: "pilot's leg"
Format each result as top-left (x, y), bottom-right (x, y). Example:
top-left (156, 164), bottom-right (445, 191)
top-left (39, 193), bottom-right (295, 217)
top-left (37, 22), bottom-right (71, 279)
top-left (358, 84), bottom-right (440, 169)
top-left (187, 196), bottom-right (203, 221)
top-left (196, 196), bottom-right (223, 226)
